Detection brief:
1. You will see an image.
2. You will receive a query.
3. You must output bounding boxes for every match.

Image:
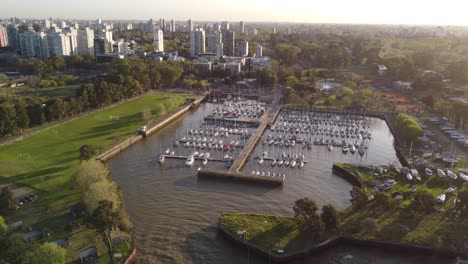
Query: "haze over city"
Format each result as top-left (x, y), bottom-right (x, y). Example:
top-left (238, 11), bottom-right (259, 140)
top-left (2, 0), bottom-right (468, 26)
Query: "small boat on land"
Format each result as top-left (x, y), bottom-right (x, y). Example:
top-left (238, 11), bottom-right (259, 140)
top-left (447, 170), bottom-right (457, 180)
top-left (437, 168), bottom-right (446, 177)
top-left (425, 168), bottom-right (433, 176)
top-left (406, 172), bottom-right (413, 181)
top-left (460, 172), bottom-right (468, 181)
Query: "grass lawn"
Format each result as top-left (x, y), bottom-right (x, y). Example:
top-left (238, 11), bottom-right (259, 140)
top-left (220, 213), bottom-right (300, 252)
top-left (0, 91), bottom-right (191, 262)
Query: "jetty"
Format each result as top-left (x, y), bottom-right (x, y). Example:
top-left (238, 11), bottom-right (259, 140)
top-left (229, 105), bottom-right (281, 174)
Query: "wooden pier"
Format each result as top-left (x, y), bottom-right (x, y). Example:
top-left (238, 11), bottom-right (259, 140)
top-left (163, 155), bottom-right (226, 163)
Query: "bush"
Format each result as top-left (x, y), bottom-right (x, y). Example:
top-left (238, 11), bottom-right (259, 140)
top-left (411, 190), bottom-right (435, 213)
top-left (361, 217), bottom-right (380, 233)
top-left (321, 204), bottom-right (338, 231)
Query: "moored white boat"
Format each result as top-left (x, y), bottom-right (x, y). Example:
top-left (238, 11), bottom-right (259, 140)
top-left (185, 156), bottom-right (195, 166)
top-left (158, 154), bottom-right (165, 164)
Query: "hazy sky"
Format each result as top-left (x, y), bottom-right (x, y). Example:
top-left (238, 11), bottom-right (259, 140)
top-left (2, 0), bottom-right (468, 26)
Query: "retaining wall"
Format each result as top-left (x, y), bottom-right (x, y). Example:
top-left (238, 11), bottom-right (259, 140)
top-left (97, 94), bottom-right (206, 161)
top-left (332, 164), bottom-right (363, 188)
top-left (219, 222), bottom-right (466, 263)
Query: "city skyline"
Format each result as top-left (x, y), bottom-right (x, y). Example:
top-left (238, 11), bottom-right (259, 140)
top-left (1, 0), bottom-right (468, 26)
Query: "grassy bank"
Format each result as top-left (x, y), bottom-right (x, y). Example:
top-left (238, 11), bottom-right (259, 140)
top-left (221, 164), bottom-right (467, 255)
top-left (220, 214), bottom-right (302, 253)
top-left (0, 91), bottom-right (191, 262)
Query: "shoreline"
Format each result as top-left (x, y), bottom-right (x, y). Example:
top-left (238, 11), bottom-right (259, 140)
top-left (218, 215), bottom-right (466, 262)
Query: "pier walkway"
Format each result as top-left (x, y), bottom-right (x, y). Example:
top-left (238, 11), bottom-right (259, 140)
top-left (228, 103), bottom-right (281, 174)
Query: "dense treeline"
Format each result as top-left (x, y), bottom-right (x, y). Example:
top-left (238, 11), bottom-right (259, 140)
top-left (0, 57), bottom-right (184, 138)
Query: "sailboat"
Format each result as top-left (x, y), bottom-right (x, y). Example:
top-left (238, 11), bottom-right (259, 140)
top-left (185, 155), bottom-right (195, 166)
top-left (158, 154), bottom-right (165, 164)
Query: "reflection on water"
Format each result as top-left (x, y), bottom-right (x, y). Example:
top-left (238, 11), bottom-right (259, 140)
top-left (108, 103), bottom-right (452, 264)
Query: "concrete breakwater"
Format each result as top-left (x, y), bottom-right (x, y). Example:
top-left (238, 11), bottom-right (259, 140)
top-left (97, 94), bottom-right (206, 161)
top-left (218, 221), bottom-right (465, 263)
top-left (332, 164), bottom-right (363, 188)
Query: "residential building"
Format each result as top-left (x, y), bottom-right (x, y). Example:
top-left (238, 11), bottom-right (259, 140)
top-left (188, 19), bottom-right (193, 32)
top-left (255, 44), bottom-right (262, 57)
top-left (236, 40), bottom-right (248, 57)
top-left (77, 27), bottom-right (94, 56)
top-left (250, 57), bottom-right (271, 71)
top-left (216, 43), bottom-right (224, 57)
top-left (0, 25), bottom-right (8, 47)
top-left (19, 31), bottom-right (46, 58)
top-left (94, 37), bottom-right (110, 57)
top-left (222, 30), bottom-right (235, 56)
top-left (190, 28), bottom-right (205, 57)
top-left (239, 21), bottom-right (245, 34)
top-left (159, 19), bottom-right (165, 31)
top-left (170, 19), bottom-right (176, 32)
top-left (6, 25), bottom-right (19, 50)
top-left (193, 61), bottom-right (212, 75)
top-left (206, 32), bottom-right (222, 54)
top-left (113, 39), bottom-right (130, 54)
top-left (225, 62), bottom-right (241, 75)
top-left (64, 28), bottom-right (78, 55)
top-left (153, 29), bottom-right (164, 52)
top-left (46, 32), bottom-right (71, 56)
top-left (221, 21), bottom-right (229, 31)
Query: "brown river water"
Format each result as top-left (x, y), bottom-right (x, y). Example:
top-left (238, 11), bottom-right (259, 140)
top-left (108, 102), bottom-right (454, 264)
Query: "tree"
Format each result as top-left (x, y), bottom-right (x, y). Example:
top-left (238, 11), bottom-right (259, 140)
top-left (350, 186), bottom-right (366, 208)
top-left (92, 200), bottom-right (119, 231)
top-left (321, 204), bottom-right (338, 231)
top-left (0, 104), bottom-right (17, 137)
top-left (411, 190), bottom-right (435, 213)
top-left (275, 44), bottom-right (301, 65)
top-left (394, 114), bottom-right (423, 143)
top-left (455, 184), bottom-right (468, 217)
top-left (14, 100), bottom-right (30, 129)
top-left (22, 242), bottom-right (66, 264)
top-left (361, 217), bottom-right (380, 233)
top-left (374, 192), bottom-right (394, 209)
top-left (28, 103), bottom-right (46, 126)
top-left (79, 145), bottom-right (96, 161)
top-left (0, 186), bottom-right (17, 215)
top-left (0, 215), bottom-right (7, 234)
top-left (293, 198), bottom-right (322, 237)
top-left (446, 61), bottom-right (468, 84)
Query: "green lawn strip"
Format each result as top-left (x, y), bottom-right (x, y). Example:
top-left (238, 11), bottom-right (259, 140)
top-left (220, 213), bottom-right (300, 252)
top-left (0, 92), bottom-right (191, 262)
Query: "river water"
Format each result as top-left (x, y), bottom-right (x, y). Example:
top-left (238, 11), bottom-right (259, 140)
top-left (108, 102), bottom-right (454, 264)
